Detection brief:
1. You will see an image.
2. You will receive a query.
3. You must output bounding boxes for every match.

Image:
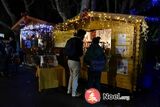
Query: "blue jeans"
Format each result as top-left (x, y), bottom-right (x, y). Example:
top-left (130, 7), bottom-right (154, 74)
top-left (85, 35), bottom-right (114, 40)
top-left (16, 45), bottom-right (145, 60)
top-left (67, 60), bottom-right (80, 95)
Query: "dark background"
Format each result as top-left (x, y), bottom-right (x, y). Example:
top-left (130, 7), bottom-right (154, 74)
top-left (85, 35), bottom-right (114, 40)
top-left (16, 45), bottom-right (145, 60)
top-left (0, 0), bottom-right (160, 26)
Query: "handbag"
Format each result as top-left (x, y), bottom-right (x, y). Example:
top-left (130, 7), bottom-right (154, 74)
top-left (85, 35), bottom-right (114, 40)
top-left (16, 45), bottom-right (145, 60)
top-left (89, 59), bottom-right (106, 72)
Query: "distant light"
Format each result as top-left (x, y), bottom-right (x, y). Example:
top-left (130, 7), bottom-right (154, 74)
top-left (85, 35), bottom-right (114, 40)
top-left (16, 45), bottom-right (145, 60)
top-left (145, 17), bottom-right (160, 22)
top-left (0, 33), bottom-right (4, 38)
top-left (152, 0), bottom-right (159, 6)
top-left (130, 9), bottom-right (138, 15)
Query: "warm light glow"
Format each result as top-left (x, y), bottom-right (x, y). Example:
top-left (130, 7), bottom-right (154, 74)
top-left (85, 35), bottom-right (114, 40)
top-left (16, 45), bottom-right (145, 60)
top-left (21, 24), bottom-right (53, 40)
top-left (54, 12), bottom-right (148, 40)
top-left (117, 17), bottom-right (120, 20)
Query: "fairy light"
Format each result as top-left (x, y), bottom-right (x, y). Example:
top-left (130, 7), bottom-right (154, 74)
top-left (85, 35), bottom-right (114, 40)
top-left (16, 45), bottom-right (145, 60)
top-left (128, 15), bottom-right (132, 19)
top-left (117, 16), bottom-right (120, 20)
top-left (54, 12), bottom-right (147, 36)
top-left (21, 24), bottom-right (53, 40)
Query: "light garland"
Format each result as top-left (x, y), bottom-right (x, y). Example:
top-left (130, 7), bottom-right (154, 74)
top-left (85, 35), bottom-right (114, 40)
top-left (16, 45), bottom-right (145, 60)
top-left (22, 24), bottom-right (53, 32)
top-left (55, 11), bottom-right (144, 31)
top-left (141, 20), bottom-right (149, 41)
top-left (54, 11), bottom-right (148, 41)
top-left (21, 24), bottom-right (53, 40)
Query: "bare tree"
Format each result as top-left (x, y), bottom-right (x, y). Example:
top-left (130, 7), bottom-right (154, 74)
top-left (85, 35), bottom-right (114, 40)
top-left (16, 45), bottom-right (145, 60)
top-left (121, 0), bottom-right (128, 13)
top-left (106, 0), bottom-right (110, 12)
top-left (50, 0), bottom-right (78, 22)
top-left (129, 0), bottom-right (134, 9)
top-left (23, 0), bottom-right (35, 13)
top-left (91, 0), bottom-right (96, 11)
top-left (49, 0), bottom-right (56, 10)
top-left (1, 0), bottom-right (16, 25)
top-left (80, 0), bottom-right (90, 12)
top-left (114, 0), bottom-right (117, 13)
top-left (55, 0), bottom-right (67, 21)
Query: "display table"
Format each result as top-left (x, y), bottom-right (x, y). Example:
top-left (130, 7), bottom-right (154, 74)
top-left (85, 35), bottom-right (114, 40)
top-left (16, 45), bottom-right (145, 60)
top-left (36, 65), bottom-right (66, 92)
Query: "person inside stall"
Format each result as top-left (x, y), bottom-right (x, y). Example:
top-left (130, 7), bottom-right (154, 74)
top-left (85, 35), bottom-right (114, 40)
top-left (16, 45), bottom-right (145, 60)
top-left (31, 35), bottom-right (38, 48)
top-left (25, 37), bottom-right (31, 49)
top-left (90, 29), bottom-right (96, 40)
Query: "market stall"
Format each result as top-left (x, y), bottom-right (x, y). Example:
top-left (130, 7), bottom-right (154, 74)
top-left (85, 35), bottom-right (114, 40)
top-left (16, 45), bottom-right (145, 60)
top-left (53, 11), bottom-right (148, 92)
top-left (11, 16), bottom-right (56, 66)
top-left (12, 16), bottom-right (54, 55)
top-left (11, 16), bottom-right (66, 91)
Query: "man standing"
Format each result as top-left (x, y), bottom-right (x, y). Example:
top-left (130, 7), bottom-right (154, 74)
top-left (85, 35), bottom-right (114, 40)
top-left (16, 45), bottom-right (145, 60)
top-left (64, 29), bottom-right (86, 97)
top-left (9, 36), bottom-right (16, 53)
top-left (0, 37), bottom-right (7, 76)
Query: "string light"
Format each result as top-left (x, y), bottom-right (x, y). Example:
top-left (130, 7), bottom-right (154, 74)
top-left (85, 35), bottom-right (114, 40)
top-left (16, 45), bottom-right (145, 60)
top-left (54, 11), bottom-right (148, 41)
top-left (21, 24), bottom-right (53, 40)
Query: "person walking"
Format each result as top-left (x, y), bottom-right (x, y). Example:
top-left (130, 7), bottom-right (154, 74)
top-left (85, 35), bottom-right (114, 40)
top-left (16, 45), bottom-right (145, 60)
top-left (64, 29), bottom-right (86, 97)
top-left (83, 37), bottom-right (106, 91)
top-left (0, 37), bottom-right (7, 77)
top-left (8, 36), bottom-right (16, 53)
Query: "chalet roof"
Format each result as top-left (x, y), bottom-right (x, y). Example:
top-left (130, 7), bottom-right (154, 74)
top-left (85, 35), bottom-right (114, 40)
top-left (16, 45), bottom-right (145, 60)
top-left (55, 11), bottom-right (146, 31)
top-left (11, 16), bottom-right (49, 31)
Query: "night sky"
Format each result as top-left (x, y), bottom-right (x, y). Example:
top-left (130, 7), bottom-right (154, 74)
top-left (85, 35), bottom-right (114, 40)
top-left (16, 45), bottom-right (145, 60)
top-left (0, 0), bottom-right (160, 31)
top-left (0, 0), bottom-right (63, 26)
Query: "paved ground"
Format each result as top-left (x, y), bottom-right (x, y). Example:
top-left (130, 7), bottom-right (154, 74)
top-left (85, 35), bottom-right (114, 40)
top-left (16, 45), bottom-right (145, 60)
top-left (0, 64), bottom-right (160, 107)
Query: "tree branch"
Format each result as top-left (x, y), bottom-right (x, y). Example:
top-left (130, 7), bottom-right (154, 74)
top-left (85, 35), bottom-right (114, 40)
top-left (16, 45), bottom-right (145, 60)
top-left (1, 0), bottom-right (16, 25)
top-left (91, 0), bottom-right (96, 11)
top-left (106, 0), bottom-right (110, 12)
top-left (80, 0), bottom-right (90, 12)
top-left (55, 0), bottom-right (67, 21)
top-left (23, 0), bottom-right (35, 13)
top-left (27, 0), bottom-right (34, 7)
top-left (121, 0), bottom-right (128, 13)
top-left (23, 0), bottom-right (29, 12)
top-left (49, 0), bottom-right (56, 10)
top-left (129, 0), bottom-right (134, 9)
top-left (114, 0), bottom-right (117, 13)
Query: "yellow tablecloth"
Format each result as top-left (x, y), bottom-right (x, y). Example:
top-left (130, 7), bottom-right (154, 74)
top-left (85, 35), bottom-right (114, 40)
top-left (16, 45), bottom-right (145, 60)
top-left (37, 65), bottom-right (66, 92)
